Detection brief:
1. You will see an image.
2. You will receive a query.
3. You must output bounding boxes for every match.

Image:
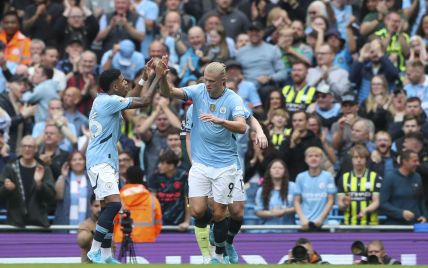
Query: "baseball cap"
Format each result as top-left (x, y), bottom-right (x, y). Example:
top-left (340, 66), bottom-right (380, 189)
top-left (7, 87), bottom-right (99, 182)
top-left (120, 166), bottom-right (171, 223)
top-left (325, 28), bottom-right (345, 43)
top-left (316, 83), bottom-right (332, 95)
top-left (66, 36), bottom-right (84, 46)
top-left (248, 21), bottom-right (264, 31)
top-left (341, 91), bottom-right (358, 104)
top-left (225, 60), bottom-right (242, 70)
top-left (118, 39), bottom-right (135, 67)
top-left (9, 75), bottom-right (26, 83)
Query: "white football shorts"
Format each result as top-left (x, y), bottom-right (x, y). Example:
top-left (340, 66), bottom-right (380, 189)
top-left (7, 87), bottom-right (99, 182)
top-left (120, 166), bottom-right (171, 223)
top-left (88, 163), bottom-right (120, 200)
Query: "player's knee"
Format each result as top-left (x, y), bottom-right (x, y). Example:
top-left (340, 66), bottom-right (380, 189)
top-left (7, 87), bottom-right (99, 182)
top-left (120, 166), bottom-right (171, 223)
top-left (191, 206), bottom-right (206, 219)
top-left (193, 207), bottom-right (212, 228)
top-left (229, 203), bottom-right (244, 220)
top-left (211, 210), bottom-right (227, 222)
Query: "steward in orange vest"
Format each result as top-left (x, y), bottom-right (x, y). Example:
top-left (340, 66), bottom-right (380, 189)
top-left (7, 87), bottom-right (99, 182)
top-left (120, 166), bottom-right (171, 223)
top-left (0, 11), bottom-right (32, 65)
top-left (113, 167), bottom-right (162, 243)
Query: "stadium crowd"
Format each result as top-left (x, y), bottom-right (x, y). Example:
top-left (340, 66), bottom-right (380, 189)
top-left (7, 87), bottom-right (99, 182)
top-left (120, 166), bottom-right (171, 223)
top-left (0, 0), bottom-right (427, 231)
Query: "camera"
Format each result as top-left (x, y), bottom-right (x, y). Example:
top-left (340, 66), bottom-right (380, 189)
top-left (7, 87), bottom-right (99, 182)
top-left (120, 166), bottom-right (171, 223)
top-left (351, 241), bottom-right (381, 264)
top-left (288, 245), bottom-right (310, 263)
top-left (120, 209), bottom-right (133, 236)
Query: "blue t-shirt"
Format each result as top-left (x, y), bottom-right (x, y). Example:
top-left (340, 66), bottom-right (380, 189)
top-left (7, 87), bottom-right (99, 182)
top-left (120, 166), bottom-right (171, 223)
top-left (294, 170), bottom-right (337, 222)
top-left (255, 182), bottom-right (296, 226)
top-left (238, 80), bottom-right (262, 108)
top-left (86, 93), bottom-right (132, 171)
top-left (183, 84), bottom-right (246, 168)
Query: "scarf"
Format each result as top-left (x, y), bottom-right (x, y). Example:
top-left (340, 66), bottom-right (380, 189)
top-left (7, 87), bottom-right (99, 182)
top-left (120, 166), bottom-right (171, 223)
top-left (69, 172), bottom-right (88, 226)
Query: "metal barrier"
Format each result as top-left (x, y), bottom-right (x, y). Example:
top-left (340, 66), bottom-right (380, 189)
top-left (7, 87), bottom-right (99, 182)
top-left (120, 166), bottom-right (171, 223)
top-left (0, 224), bottom-right (414, 232)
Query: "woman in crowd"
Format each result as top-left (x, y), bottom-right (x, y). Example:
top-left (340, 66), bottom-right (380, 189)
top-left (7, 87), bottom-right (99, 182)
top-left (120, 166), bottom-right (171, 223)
top-left (255, 159), bottom-right (296, 231)
top-left (54, 151), bottom-right (92, 227)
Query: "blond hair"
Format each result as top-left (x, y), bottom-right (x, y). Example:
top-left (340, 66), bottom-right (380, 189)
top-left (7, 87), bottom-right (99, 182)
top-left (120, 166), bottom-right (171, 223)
top-left (304, 146), bottom-right (323, 157)
top-left (205, 62), bottom-right (226, 77)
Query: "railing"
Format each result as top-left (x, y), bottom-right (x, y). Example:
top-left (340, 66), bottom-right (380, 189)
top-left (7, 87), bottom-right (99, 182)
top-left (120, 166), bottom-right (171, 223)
top-left (0, 224), bottom-right (414, 232)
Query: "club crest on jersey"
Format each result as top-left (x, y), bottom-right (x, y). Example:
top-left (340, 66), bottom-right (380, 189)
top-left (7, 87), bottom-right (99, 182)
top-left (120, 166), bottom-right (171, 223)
top-left (209, 104), bottom-right (216, 112)
top-left (220, 106), bottom-right (226, 114)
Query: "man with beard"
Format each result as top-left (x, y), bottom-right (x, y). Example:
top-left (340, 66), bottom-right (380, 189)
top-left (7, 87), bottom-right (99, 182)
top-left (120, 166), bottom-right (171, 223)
top-left (290, 20), bottom-right (313, 64)
top-left (306, 84), bottom-right (341, 131)
top-left (370, 131), bottom-right (396, 177)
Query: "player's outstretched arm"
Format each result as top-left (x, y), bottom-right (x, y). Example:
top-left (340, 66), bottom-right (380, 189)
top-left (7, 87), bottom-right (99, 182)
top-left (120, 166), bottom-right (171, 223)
top-left (157, 55), bottom-right (186, 99)
top-left (127, 58), bottom-right (155, 98)
top-left (127, 74), bottom-right (160, 109)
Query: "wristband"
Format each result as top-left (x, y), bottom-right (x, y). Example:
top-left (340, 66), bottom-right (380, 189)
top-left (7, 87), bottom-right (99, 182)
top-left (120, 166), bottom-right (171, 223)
top-left (138, 78), bottom-right (145, 86)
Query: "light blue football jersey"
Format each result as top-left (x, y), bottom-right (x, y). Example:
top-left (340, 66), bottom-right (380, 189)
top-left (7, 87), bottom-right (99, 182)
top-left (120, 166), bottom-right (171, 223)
top-left (185, 104), bottom-right (251, 171)
top-left (86, 93), bottom-right (132, 171)
top-left (182, 84), bottom-right (247, 168)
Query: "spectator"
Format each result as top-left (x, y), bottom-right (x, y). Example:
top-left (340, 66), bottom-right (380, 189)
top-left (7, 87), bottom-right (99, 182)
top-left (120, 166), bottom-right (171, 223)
top-left (306, 43), bottom-right (351, 101)
top-left (150, 150), bottom-right (189, 230)
top-left (57, 39), bottom-right (85, 75)
top-left (29, 39), bottom-right (45, 66)
top-left (160, 0), bottom-right (195, 34)
top-left (371, 131), bottom-right (396, 177)
top-left (32, 99), bottom-right (78, 153)
top-left (324, 28), bottom-right (356, 72)
top-left (199, 0), bottom-right (250, 40)
top-left (307, 114), bottom-right (336, 169)
top-left (306, 84), bottom-right (341, 131)
top-left (0, 43), bottom-right (18, 93)
top-left (404, 61), bottom-right (428, 115)
top-left (276, 28), bottom-right (311, 74)
top-left (255, 159), bottom-right (296, 230)
top-left (77, 196), bottom-right (101, 263)
top-left (165, 128), bottom-right (190, 171)
top-left (22, 65), bottom-right (59, 123)
top-left (23, 0), bottom-right (63, 45)
top-left (37, 123), bottom-right (70, 180)
top-left (332, 91), bottom-right (375, 162)
top-left (268, 109), bottom-right (290, 150)
top-left (132, 0), bottom-right (159, 57)
top-left (0, 135), bottom-right (55, 227)
top-left (235, 33), bottom-right (249, 51)
top-left (54, 151), bottom-right (92, 226)
top-left (380, 149), bottom-right (428, 225)
top-left (53, 2), bottom-right (99, 54)
top-left (331, 0), bottom-right (354, 41)
top-left (202, 14), bottom-right (236, 59)
top-left (408, 35), bottom-right (428, 66)
top-left (225, 60), bottom-right (262, 112)
top-left (29, 47), bottom-right (67, 91)
top-left (359, 75), bottom-right (393, 132)
top-left (178, 26), bottom-right (205, 87)
top-left (157, 11), bottom-right (187, 65)
top-left (101, 39), bottom-right (145, 81)
top-left (279, 111), bottom-right (323, 181)
top-left (96, 0), bottom-right (145, 52)
top-left (203, 25), bottom-right (231, 63)
top-left (294, 147), bottom-right (336, 231)
top-left (416, 14), bottom-right (428, 45)
top-left (0, 129), bottom-right (14, 173)
top-left (141, 100), bottom-right (180, 179)
top-left (0, 75), bottom-right (36, 152)
top-left (62, 87), bottom-right (89, 137)
top-left (118, 152), bottom-right (135, 185)
top-left (113, 166), bottom-right (162, 242)
top-left (337, 144), bottom-right (382, 225)
top-left (350, 38), bottom-right (400, 103)
top-left (374, 11), bottom-right (410, 73)
top-left (360, 0), bottom-right (391, 37)
top-left (391, 115), bottom-right (422, 153)
top-left (0, 10), bottom-right (32, 65)
top-left (281, 61), bottom-right (316, 114)
top-left (237, 21), bottom-right (287, 104)
top-left (290, 20), bottom-right (314, 64)
top-left (66, 50), bottom-right (98, 116)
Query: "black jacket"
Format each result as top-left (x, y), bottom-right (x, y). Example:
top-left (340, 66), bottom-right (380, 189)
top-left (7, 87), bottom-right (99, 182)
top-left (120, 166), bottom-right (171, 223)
top-left (279, 130), bottom-right (323, 181)
top-left (0, 159), bottom-right (55, 227)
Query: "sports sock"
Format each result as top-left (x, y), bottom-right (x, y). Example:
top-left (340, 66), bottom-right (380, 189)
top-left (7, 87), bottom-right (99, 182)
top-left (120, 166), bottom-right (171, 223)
top-left (213, 218), bottom-right (228, 254)
top-left (227, 217), bottom-right (243, 244)
top-left (194, 226), bottom-right (210, 257)
top-left (90, 202), bottom-right (122, 252)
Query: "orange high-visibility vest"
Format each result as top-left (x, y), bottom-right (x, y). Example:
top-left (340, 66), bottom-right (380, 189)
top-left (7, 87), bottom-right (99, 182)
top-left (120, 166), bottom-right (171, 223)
top-left (0, 31), bottom-right (31, 65)
top-left (113, 184), bottom-right (162, 243)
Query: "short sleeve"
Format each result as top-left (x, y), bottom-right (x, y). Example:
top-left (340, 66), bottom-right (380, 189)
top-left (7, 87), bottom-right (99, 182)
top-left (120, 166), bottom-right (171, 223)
top-left (104, 95), bottom-right (132, 113)
top-left (254, 187), bottom-right (264, 212)
top-left (182, 83), bottom-right (204, 101)
top-left (145, 3), bottom-right (159, 21)
top-left (373, 174), bottom-right (382, 193)
top-left (326, 173), bottom-right (337, 194)
top-left (230, 95), bottom-right (246, 119)
top-left (243, 106), bottom-right (252, 120)
top-left (185, 105), bottom-right (193, 132)
top-left (293, 175), bottom-right (302, 196)
top-left (247, 83), bottom-right (262, 107)
top-left (99, 14), bottom-right (107, 32)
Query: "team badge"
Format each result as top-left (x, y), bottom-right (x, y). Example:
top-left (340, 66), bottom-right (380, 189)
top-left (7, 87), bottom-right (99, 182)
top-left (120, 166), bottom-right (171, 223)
top-left (220, 106), bottom-right (226, 114)
top-left (209, 104), bottom-right (216, 112)
top-left (105, 182), bottom-right (113, 190)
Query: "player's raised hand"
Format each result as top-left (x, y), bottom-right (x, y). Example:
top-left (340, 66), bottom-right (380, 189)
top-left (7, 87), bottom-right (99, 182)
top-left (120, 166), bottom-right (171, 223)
top-left (142, 58), bottom-right (154, 81)
top-left (155, 55), bottom-right (169, 77)
top-left (199, 113), bottom-right (224, 125)
top-left (255, 130), bottom-right (268, 149)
